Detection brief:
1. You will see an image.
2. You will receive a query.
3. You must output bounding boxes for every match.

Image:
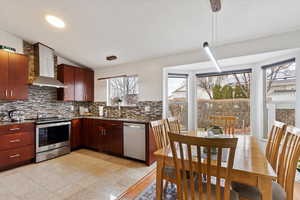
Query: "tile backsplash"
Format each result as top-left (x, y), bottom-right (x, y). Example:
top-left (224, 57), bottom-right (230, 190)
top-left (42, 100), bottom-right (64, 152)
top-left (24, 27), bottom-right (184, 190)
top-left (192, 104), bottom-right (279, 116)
top-left (0, 86), bottom-right (76, 119)
top-left (0, 85), bottom-right (162, 120)
top-left (90, 101), bottom-right (163, 120)
top-left (0, 41), bottom-right (162, 121)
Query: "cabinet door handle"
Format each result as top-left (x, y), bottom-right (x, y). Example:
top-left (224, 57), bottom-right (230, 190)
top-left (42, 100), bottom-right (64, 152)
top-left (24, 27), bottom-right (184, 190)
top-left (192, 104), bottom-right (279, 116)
top-left (9, 128), bottom-right (21, 131)
top-left (5, 89), bottom-right (8, 97)
top-left (9, 154), bottom-right (20, 158)
top-left (10, 139), bottom-right (21, 143)
top-left (10, 90), bottom-right (13, 97)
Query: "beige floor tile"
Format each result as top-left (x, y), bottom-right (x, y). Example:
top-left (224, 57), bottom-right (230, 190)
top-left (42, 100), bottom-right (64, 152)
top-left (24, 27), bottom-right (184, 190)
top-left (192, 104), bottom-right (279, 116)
top-left (55, 183), bottom-right (86, 199)
top-left (0, 193), bottom-right (20, 200)
top-left (16, 185), bottom-right (59, 200)
top-left (65, 188), bottom-right (111, 200)
top-left (0, 172), bottom-right (42, 197)
top-left (0, 149), bottom-right (155, 200)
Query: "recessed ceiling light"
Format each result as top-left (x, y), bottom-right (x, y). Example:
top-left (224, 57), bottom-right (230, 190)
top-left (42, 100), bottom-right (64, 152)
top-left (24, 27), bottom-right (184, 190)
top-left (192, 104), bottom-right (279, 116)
top-left (46, 15), bottom-right (65, 28)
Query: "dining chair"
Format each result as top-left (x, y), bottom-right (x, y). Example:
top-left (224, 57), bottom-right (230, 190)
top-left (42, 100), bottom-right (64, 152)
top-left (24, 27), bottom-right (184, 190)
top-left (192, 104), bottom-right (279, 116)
top-left (151, 120), bottom-right (170, 149)
top-left (232, 126), bottom-right (300, 200)
top-left (168, 132), bottom-right (239, 200)
top-left (166, 117), bottom-right (181, 134)
top-left (265, 121), bottom-right (286, 172)
top-left (150, 120), bottom-right (176, 188)
top-left (209, 115), bottom-right (237, 135)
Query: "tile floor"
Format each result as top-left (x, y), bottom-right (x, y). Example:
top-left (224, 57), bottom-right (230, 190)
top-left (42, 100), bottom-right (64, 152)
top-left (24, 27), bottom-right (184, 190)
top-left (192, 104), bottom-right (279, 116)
top-left (0, 149), bottom-right (156, 200)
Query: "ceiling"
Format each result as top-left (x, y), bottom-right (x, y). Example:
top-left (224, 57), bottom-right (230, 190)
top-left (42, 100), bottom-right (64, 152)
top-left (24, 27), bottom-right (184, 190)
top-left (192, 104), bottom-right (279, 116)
top-left (0, 0), bottom-right (300, 69)
top-left (169, 49), bottom-right (300, 72)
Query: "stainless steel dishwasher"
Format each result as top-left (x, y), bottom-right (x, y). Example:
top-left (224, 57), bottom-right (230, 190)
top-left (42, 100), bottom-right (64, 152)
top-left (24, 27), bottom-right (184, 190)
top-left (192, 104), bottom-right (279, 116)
top-left (123, 123), bottom-right (146, 161)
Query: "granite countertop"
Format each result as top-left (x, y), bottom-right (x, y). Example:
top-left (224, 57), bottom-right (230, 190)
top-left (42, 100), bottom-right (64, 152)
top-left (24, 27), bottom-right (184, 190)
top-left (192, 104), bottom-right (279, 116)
top-left (0, 116), bottom-right (152, 126)
top-left (0, 120), bottom-right (36, 126)
top-left (73, 116), bottom-right (151, 123)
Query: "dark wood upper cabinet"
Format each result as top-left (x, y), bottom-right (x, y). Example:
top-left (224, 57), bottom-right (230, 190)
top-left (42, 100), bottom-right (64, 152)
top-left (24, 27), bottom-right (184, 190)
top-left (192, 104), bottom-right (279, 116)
top-left (0, 50), bottom-right (28, 100)
top-left (85, 69), bottom-right (94, 102)
top-left (0, 50), bottom-right (9, 100)
top-left (57, 64), bottom-right (94, 102)
top-left (74, 67), bottom-right (85, 101)
top-left (57, 65), bottom-right (75, 101)
top-left (8, 53), bottom-right (28, 100)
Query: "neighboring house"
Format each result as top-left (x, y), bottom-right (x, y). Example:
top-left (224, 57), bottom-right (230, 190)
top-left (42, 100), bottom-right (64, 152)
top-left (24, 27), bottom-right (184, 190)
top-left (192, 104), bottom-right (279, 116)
top-left (168, 85), bottom-right (187, 100)
top-left (267, 78), bottom-right (296, 103)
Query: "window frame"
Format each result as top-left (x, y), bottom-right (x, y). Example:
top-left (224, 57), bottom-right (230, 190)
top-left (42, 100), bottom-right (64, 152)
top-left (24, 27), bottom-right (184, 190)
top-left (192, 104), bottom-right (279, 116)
top-left (106, 75), bottom-right (139, 106)
top-left (262, 58), bottom-right (296, 138)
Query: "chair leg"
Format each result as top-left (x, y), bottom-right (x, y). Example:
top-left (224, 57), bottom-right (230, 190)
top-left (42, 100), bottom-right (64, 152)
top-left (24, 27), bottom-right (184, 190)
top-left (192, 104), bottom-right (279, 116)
top-left (163, 180), bottom-right (169, 194)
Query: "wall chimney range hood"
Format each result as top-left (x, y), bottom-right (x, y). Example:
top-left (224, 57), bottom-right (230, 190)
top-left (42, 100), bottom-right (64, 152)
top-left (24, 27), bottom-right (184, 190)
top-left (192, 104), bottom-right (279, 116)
top-left (32, 43), bottom-right (65, 88)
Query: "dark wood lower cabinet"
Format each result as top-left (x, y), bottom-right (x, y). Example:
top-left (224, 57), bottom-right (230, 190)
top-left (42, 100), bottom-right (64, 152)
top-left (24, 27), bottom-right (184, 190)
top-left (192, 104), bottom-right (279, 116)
top-left (82, 118), bottom-right (94, 148)
top-left (102, 120), bottom-right (123, 156)
top-left (71, 119), bottom-right (82, 150)
top-left (0, 123), bottom-right (35, 170)
top-left (71, 118), bottom-right (155, 166)
top-left (77, 119), bottom-right (123, 155)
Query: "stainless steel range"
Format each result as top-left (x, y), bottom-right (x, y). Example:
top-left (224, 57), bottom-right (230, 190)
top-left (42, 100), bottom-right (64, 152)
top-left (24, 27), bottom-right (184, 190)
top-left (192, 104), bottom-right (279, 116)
top-left (32, 117), bottom-right (71, 162)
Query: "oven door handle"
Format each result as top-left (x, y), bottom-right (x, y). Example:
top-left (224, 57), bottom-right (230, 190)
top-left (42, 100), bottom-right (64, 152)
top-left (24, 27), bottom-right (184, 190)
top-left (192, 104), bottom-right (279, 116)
top-left (36, 122), bottom-right (71, 128)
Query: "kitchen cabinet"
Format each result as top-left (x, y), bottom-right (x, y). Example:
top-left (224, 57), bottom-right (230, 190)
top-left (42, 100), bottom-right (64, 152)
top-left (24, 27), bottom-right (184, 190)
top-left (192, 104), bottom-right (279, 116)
top-left (72, 118), bottom-right (155, 166)
top-left (0, 123), bottom-right (34, 170)
top-left (81, 119), bottom-right (123, 156)
top-left (57, 64), bottom-right (94, 102)
top-left (74, 67), bottom-right (85, 101)
top-left (94, 120), bottom-right (123, 155)
top-left (82, 118), bottom-right (94, 148)
top-left (85, 69), bottom-right (94, 102)
top-left (0, 50), bottom-right (28, 100)
top-left (57, 65), bottom-right (75, 101)
top-left (71, 119), bottom-right (82, 150)
top-left (92, 120), bottom-right (108, 151)
top-left (104, 120), bottom-right (123, 155)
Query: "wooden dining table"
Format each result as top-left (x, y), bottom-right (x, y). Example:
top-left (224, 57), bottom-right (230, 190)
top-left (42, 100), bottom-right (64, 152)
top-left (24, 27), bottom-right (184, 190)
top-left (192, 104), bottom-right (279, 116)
top-left (154, 132), bottom-right (277, 200)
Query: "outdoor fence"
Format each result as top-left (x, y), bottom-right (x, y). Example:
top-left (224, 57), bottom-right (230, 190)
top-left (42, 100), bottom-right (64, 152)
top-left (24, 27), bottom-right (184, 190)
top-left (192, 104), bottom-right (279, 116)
top-left (197, 98), bottom-right (250, 130)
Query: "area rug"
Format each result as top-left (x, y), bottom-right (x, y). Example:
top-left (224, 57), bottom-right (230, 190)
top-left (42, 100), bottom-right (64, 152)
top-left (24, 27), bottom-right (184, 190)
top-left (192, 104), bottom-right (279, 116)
top-left (134, 182), bottom-right (177, 200)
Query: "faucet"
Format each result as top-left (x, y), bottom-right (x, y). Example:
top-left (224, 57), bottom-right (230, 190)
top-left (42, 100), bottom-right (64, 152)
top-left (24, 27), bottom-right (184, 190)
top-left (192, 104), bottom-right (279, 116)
top-left (117, 105), bottom-right (122, 118)
top-left (8, 109), bottom-right (18, 122)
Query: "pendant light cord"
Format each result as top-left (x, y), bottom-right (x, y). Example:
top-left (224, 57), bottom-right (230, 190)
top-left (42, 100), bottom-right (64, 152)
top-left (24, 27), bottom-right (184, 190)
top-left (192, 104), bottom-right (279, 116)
top-left (211, 11), bottom-right (218, 46)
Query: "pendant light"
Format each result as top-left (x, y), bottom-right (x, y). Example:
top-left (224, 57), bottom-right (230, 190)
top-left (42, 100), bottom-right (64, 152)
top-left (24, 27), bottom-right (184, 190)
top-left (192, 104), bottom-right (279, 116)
top-left (203, 42), bottom-right (222, 72)
top-left (203, 0), bottom-right (222, 72)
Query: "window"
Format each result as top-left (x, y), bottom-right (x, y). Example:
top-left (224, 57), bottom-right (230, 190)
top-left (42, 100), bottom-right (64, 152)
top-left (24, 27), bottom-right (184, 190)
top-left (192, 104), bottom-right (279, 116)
top-left (196, 69), bottom-right (252, 134)
top-left (167, 74), bottom-right (188, 130)
top-left (107, 76), bottom-right (139, 106)
top-left (263, 59), bottom-right (296, 138)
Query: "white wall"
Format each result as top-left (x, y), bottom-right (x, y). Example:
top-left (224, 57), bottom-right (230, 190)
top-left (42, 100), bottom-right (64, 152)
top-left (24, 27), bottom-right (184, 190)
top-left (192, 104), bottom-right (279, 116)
top-left (0, 29), bottom-right (83, 69)
top-left (0, 30), bottom-right (23, 54)
top-left (95, 61), bottom-right (163, 101)
top-left (94, 29), bottom-right (300, 102)
top-left (57, 56), bottom-right (82, 67)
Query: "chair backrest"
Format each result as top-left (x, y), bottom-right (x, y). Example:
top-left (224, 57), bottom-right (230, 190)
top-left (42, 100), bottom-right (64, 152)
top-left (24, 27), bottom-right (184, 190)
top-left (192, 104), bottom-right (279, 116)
top-left (150, 120), bottom-right (169, 149)
top-left (265, 121), bottom-right (286, 172)
top-left (209, 116), bottom-right (237, 135)
top-left (167, 117), bottom-right (181, 134)
top-left (277, 126), bottom-right (300, 200)
top-left (168, 132), bottom-right (238, 200)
